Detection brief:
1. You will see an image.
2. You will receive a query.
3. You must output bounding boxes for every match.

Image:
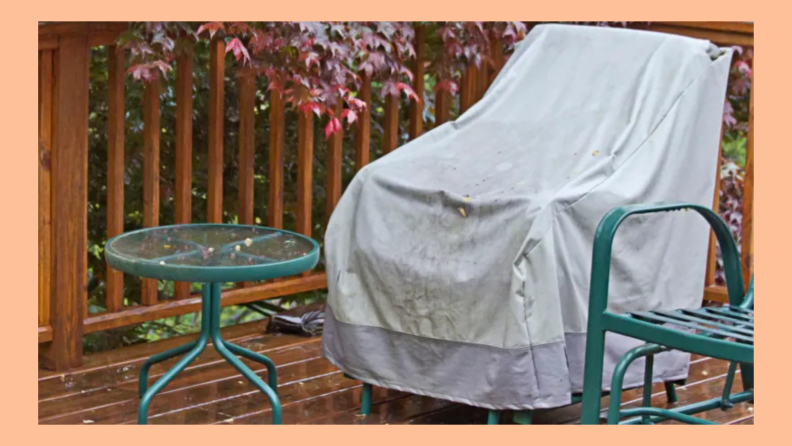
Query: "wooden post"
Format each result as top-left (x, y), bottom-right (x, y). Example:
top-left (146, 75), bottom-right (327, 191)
top-left (327, 98), bottom-right (343, 219)
top-left (740, 85), bottom-right (754, 289)
top-left (106, 45), bottom-right (125, 312)
top-left (174, 42), bottom-right (194, 300)
top-left (238, 71), bottom-right (256, 226)
top-left (268, 90), bottom-right (284, 229)
top-left (408, 25), bottom-right (425, 140)
top-left (383, 94), bottom-right (399, 153)
top-left (141, 75), bottom-right (161, 306)
top-left (354, 74), bottom-right (371, 171)
top-left (41, 35), bottom-right (89, 370)
top-left (208, 38), bottom-right (225, 223)
top-left (39, 50), bottom-right (53, 327)
top-left (296, 112), bottom-right (314, 237)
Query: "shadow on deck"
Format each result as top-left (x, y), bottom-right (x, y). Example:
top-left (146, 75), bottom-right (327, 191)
top-left (38, 319), bottom-right (754, 425)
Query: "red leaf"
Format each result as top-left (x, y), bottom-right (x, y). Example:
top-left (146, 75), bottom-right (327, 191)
top-left (127, 64), bottom-right (151, 82)
top-left (434, 79), bottom-right (459, 96)
top-left (348, 97), bottom-right (368, 111)
top-left (302, 52), bottom-right (321, 70)
top-left (325, 117), bottom-right (342, 138)
top-left (225, 38), bottom-right (251, 65)
top-left (152, 60), bottom-right (173, 77)
top-left (197, 22), bottom-right (224, 39)
top-left (298, 101), bottom-right (321, 117)
top-left (398, 83), bottom-right (420, 103)
top-left (342, 109), bottom-right (357, 127)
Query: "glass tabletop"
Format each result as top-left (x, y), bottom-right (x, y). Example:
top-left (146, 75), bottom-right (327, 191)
top-left (105, 224), bottom-right (320, 283)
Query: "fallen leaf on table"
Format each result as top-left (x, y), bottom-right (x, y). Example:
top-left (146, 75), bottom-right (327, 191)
top-left (458, 207), bottom-right (467, 218)
top-left (592, 150), bottom-right (600, 156)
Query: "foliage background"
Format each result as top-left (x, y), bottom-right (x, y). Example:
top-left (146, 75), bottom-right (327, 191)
top-left (81, 22), bottom-right (752, 352)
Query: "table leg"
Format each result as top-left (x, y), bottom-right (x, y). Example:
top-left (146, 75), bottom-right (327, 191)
top-left (209, 283), bottom-right (282, 424)
top-left (137, 283), bottom-right (282, 425)
top-left (138, 285), bottom-right (211, 424)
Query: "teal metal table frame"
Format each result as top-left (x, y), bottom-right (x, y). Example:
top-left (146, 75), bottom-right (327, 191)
top-left (137, 282), bottom-right (281, 424)
top-left (105, 224), bottom-right (320, 425)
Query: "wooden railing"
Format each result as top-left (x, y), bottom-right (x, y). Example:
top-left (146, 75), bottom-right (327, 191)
top-left (38, 22), bottom-right (754, 370)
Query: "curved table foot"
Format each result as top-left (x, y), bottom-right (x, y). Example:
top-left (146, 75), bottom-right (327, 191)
top-left (138, 336), bottom-right (209, 424)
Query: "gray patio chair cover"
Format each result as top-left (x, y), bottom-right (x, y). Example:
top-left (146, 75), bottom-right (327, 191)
top-left (322, 24), bottom-right (733, 410)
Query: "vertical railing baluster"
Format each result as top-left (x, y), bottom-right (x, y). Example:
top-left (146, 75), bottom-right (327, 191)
top-left (408, 25), bottom-right (426, 140)
top-left (740, 83), bottom-right (754, 289)
top-left (237, 70), bottom-right (257, 288)
top-left (106, 45), bottom-right (125, 311)
top-left (208, 38), bottom-right (225, 224)
top-left (238, 71), bottom-right (256, 226)
top-left (297, 112), bottom-right (314, 239)
top-left (383, 94), bottom-right (399, 153)
top-left (327, 97), bottom-right (343, 219)
top-left (268, 90), bottom-right (285, 229)
top-left (141, 73), bottom-right (161, 306)
top-left (460, 63), bottom-right (477, 113)
top-left (297, 111), bottom-right (314, 277)
top-left (489, 37), bottom-right (505, 85)
top-left (174, 41), bottom-right (194, 300)
top-left (38, 50), bottom-right (53, 327)
top-left (354, 74), bottom-right (371, 171)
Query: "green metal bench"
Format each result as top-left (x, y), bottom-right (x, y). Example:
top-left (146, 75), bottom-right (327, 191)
top-left (580, 202), bottom-right (754, 425)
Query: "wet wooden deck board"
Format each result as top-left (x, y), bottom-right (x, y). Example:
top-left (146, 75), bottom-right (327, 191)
top-left (39, 320), bottom-right (753, 425)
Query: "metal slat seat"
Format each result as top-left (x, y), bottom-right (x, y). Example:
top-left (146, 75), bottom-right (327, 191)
top-left (630, 307), bottom-right (754, 343)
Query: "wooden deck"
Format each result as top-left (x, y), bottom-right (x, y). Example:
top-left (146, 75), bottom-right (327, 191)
top-left (38, 319), bottom-right (754, 425)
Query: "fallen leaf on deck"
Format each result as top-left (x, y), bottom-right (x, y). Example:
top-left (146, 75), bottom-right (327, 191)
top-left (458, 207), bottom-right (467, 218)
top-left (592, 150), bottom-right (600, 156)
top-left (83, 420), bottom-right (94, 424)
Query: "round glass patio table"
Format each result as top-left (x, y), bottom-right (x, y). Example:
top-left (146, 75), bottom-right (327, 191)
top-left (105, 224), bottom-right (320, 425)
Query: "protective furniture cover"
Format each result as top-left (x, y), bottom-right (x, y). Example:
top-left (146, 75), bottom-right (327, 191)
top-left (322, 24), bottom-right (733, 410)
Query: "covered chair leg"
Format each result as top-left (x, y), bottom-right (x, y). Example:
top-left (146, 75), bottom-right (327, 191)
top-left (487, 410), bottom-right (500, 425)
top-left (512, 410), bottom-right (533, 425)
top-left (664, 381), bottom-right (678, 404)
top-left (361, 382), bottom-right (372, 415)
